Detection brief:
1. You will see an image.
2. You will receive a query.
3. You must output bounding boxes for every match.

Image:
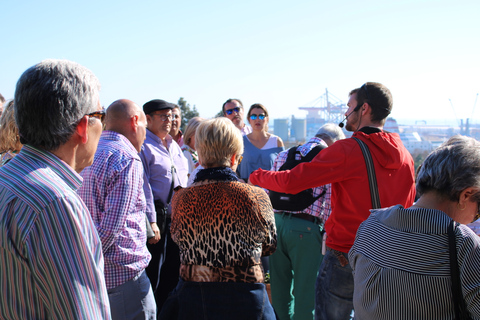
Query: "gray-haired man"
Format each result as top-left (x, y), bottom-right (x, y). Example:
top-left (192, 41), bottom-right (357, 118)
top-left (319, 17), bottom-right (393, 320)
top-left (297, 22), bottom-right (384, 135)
top-left (0, 59), bottom-right (111, 319)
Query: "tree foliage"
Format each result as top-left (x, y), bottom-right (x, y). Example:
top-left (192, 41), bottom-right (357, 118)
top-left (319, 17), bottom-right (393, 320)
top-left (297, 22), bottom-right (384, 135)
top-left (177, 97), bottom-right (200, 132)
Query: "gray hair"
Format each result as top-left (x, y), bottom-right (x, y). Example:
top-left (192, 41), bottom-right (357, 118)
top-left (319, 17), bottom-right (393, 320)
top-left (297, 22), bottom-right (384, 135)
top-left (315, 123), bottom-right (346, 145)
top-left (14, 59), bottom-right (100, 151)
top-left (416, 135), bottom-right (480, 202)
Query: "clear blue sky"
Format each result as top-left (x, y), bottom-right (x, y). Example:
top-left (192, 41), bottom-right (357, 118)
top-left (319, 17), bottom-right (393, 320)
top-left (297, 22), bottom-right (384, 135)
top-left (2, 0), bottom-right (479, 125)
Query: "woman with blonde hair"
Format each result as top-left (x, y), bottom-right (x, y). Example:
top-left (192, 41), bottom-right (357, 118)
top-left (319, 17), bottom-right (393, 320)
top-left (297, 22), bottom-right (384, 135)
top-left (181, 117), bottom-right (204, 176)
top-left (160, 117), bottom-right (277, 319)
top-left (0, 101), bottom-right (23, 166)
top-left (237, 103), bottom-right (284, 181)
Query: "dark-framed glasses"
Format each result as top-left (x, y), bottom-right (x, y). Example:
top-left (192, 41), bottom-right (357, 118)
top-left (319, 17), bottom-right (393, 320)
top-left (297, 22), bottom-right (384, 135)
top-left (151, 113), bottom-right (173, 122)
top-left (225, 107), bottom-right (240, 115)
top-left (250, 114), bottom-right (266, 120)
top-left (86, 110), bottom-right (105, 122)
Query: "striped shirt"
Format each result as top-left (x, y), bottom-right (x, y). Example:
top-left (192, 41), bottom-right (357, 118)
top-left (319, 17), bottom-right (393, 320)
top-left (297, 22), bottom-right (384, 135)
top-left (78, 131), bottom-right (151, 290)
top-left (349, 205), bottom-right (480, 319)
top-left (0, 145), bottom-right (111, 320)
top-left (270, 137), bottom-right (332, 223)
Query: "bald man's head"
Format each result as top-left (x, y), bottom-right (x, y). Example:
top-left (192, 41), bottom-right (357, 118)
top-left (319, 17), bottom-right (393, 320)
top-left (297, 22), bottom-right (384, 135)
top-left (106, 99), bottom-right (147, 152)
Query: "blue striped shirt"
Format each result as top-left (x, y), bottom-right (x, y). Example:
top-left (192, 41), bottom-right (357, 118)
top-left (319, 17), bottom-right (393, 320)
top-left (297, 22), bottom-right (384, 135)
top-left (0, 145), bottom-right (111, 320)
top-left (349, 205), bottom-right (480, 319)
top-left (78, 131), bottom-right (151, 290)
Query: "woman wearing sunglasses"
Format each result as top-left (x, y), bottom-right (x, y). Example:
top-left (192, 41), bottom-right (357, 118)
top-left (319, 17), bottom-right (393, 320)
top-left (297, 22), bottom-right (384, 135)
top-left (237, 103), bottom-right (284, 182)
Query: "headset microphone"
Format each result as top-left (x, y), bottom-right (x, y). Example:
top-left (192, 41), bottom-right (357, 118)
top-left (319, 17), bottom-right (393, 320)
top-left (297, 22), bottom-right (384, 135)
top-left (338, 104), bottom-right (362, 128)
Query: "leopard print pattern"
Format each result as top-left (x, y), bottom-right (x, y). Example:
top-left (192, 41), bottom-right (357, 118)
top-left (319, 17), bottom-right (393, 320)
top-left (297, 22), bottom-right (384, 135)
top-left (171, 180), bottom-right (277, 283)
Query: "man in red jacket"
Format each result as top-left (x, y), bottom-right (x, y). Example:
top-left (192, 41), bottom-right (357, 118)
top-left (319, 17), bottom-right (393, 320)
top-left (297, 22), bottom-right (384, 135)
top-left (249, 82), bottom-right (416, 320)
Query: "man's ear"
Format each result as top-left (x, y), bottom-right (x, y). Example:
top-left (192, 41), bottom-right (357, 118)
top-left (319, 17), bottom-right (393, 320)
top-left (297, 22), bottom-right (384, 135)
top-left (131, 115), bottom-right (139, 132)
top-left (361, 103), bottom-right (371, 116)
top-left (76, 116), bottom-right (89, 144)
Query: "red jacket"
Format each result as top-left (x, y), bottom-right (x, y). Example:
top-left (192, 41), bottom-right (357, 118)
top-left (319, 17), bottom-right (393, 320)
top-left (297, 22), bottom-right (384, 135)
top-left (250, 129), bottom-right (416, 253)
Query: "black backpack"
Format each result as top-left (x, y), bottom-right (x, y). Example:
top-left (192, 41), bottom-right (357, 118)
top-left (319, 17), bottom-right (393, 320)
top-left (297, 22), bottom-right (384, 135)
top-left (269, 144), bottom-right (326, 212)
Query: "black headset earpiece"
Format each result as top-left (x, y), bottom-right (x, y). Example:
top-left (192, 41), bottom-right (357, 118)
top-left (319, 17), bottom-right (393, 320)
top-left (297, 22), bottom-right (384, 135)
top-left (338, 83), bottom-right (368, 128)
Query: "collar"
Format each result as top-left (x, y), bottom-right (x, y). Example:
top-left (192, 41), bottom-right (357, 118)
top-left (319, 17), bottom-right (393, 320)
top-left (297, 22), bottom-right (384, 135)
top-left (146, 129), bottom-right (172, 146)
top-left (358, 126), bottom-right (383, 134)
top-left (20, 145), bottom-right (83, 191)
top-left (193, 167), bottom-right (239, 183)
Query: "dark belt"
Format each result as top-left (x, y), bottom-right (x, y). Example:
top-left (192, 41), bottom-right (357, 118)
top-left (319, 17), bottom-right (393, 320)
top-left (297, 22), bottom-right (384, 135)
top-left (276, 212), bottom-right (321, 225)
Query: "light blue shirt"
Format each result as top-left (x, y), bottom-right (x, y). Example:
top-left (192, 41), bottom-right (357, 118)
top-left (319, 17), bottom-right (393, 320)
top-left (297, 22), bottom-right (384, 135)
top-left (140, 129), bottom-right (188, 216)
top-left (238, 135), bottom-right (284, 181)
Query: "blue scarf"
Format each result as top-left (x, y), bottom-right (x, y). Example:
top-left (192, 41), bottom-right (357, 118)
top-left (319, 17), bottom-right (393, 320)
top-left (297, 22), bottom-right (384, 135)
top-left (193, 167), bottom-right (239, 183)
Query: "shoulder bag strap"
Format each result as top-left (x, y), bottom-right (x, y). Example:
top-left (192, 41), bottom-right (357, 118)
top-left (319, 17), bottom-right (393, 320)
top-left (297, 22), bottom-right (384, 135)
top-left (166, 149), bottom-right (176, 205)
top-left (447, 220), bottom-right (472, 320)
top-left (353, 137), bottom-right (381, 209)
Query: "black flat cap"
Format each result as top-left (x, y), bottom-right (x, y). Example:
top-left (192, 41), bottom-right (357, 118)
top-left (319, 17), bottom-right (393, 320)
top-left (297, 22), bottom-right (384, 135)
top-left (143, 99), bottom-right (174, 115)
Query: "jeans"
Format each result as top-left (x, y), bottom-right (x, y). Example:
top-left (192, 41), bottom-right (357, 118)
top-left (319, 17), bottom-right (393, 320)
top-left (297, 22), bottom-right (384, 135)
top-left (108, 270), bottom-right (156, 320)
top-left (159, 278), bottom-right (277, 320)
top-left (315, 249), bottom-right (354, 320)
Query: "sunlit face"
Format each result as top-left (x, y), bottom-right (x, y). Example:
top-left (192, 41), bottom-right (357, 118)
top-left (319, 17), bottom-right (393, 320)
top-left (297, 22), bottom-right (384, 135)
top-left (190, 134), bottom-right (196, 150)
top-left (345, 93), bottom-right (360, 132)
top-left (248, 107), bottom-right (268, 132)
top-left (170, 107), bottom-right (182, 137)
top-left (223, 100), bottom-right (244, 129)
top-left (78, 103), bottom-right (104, 172)
top-left (135, 111), bottom-right (147, 152)
top-left (147, 108), bottom-right (172, 139)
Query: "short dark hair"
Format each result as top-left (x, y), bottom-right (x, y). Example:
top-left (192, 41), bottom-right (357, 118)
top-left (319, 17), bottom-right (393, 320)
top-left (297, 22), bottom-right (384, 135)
top-left (355, 82), bottom-right (392, 124)
top-left (222, 99), bottom-right (243, 114)
top-left (349, 88), bottom-right (360, 96)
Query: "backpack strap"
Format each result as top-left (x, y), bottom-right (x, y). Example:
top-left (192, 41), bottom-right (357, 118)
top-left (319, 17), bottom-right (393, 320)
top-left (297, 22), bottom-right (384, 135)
top-left (302, 144), bottom-right (325, 162)
top-left (353, 137), bottom-right (381, 209)
top-left (278, 146), bottom-right (300, 171)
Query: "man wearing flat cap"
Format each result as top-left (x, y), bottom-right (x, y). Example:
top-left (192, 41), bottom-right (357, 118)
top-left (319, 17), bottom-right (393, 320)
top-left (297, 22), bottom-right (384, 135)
top-left (140, 99), bottom-right (188, 311)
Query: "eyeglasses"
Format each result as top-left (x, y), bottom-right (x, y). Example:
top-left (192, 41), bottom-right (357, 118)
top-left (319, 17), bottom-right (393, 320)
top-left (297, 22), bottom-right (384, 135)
top-left (250, 114), bottom-right (266, 120)
top-left (475, 203), bottom-right (480, 222)
top-left (86, 110), bottom-right (105, 122)
top-left (225, 107), bottom-right (240, 115)
top-left (151, 113), bottom-right (172, 121)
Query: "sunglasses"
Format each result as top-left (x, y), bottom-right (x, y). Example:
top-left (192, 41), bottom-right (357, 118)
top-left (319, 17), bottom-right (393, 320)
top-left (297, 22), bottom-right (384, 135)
top-left (225, 107), bottom-right (240, 115)
top-left (86, 110), bottom-right (105, 122)
top-left (250, 114), bottom-right (266, 120)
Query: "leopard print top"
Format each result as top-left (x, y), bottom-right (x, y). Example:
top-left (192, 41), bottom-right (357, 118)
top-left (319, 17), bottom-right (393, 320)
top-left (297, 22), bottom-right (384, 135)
top-left (171, 179), bottom-right (277, 283)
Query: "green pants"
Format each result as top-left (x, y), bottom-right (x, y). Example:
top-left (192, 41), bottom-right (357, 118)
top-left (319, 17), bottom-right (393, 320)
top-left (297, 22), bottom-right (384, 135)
top-left (269, 213), bottom-right (324, 320)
